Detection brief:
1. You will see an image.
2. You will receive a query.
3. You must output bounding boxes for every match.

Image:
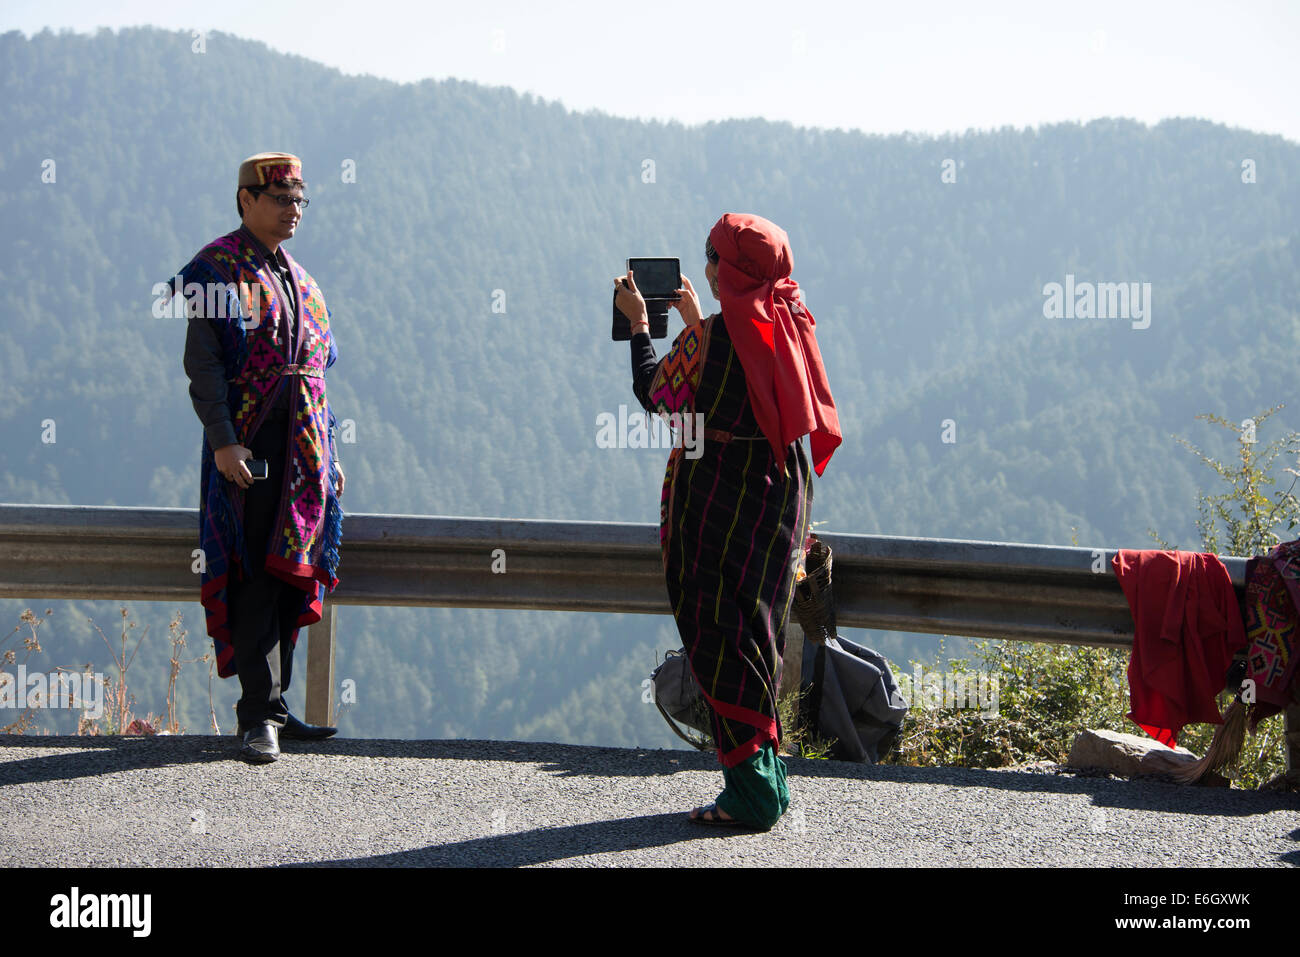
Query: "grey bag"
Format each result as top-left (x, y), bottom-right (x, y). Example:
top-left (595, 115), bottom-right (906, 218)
top-left (801, 635), bottom-right (908, 763)
top-left (650, 649), bottom-right (713, 750)
top-left (790, 535), bottom-right (907, 763)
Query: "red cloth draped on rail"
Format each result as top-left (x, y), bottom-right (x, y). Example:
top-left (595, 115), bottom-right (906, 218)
top-left (1111, 549), bottom-right (1247, 747)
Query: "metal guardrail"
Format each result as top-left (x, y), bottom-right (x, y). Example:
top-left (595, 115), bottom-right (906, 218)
top-left (0, 504), bottom-right (1269, 746)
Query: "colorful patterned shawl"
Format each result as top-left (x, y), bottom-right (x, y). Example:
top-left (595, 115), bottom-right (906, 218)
top-left (174, 228), bottom-right (342, 677)
top-left (1242, 540), bottom-right (1300, 725)
top-left (647, 319), bottom-right (709, 565)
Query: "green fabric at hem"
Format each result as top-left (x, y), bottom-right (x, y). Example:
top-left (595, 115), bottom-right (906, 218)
top-left (714, 742), bottom-right (790, 829)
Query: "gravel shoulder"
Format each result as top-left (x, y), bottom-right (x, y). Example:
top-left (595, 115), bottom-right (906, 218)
top-left (0, 735), bottom-right (1296, 867)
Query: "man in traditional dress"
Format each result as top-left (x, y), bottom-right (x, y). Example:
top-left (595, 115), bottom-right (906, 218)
top-left (176, 152), bottom-right (344, 763)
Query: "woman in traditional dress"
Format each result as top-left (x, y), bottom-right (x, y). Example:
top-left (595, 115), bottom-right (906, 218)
top-left (615, 213), bottom-right (841, 829)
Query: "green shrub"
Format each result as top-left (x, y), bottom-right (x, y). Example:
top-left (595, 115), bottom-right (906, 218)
top-left (888, 407), bottom-right (1298, 788)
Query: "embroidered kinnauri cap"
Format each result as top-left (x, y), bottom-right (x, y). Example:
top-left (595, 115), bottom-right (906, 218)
top-left (237, 152), bottom-right (304, 188)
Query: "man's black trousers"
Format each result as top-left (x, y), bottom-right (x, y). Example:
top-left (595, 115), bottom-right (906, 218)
top-left (228, 407), bottom-right (303, 730)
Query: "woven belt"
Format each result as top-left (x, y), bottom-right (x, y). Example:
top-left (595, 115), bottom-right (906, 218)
top-left (229, 363), bottom-right (323, 384)
top-left (704, 428), bottom-right (765, 443)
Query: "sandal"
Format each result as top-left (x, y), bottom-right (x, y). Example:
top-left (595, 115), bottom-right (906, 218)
top-left (688, 803), bottom-right (755, 829)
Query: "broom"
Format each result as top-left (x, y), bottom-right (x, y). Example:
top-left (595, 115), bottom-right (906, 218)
top-left (1144, 656), bottom-right (1250, 784)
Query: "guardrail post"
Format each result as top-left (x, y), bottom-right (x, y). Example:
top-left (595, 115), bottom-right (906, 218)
top-left (780, 625), bottom-right (806, 714)
top-left (305, 601), bottom-right (337, 727)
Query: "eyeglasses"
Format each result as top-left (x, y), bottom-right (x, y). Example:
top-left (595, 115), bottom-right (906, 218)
top-left (246, 187), bottom-right (310, 209)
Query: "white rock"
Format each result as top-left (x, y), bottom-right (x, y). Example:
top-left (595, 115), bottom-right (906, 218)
top-left (1067, 728), bottom-right (1191, 777)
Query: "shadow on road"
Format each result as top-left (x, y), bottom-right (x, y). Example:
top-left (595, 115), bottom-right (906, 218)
top-left (281, 812), bottom-right (756, 867)
top-left (2, 735), bottom-right (1296, 824)
top-left (0, 734), bottom-right (230, 787)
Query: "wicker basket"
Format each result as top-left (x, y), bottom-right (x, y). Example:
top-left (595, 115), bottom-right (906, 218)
top-left (792, 536), bottom-right (836, 644)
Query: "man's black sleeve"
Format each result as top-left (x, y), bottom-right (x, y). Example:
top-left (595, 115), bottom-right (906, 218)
top-left (183, 296), bottom-right (239, 451)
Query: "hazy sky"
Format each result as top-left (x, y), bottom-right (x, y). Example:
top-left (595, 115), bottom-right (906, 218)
top-left (6, 0), bottom-right (1299, 142)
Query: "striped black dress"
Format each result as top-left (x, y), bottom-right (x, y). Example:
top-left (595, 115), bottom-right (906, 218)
top-left (632, 313), bottom-right (812, 766)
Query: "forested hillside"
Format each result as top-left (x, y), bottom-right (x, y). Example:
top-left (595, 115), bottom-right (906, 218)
top-left (2, 27), bottom-right (1297, 745)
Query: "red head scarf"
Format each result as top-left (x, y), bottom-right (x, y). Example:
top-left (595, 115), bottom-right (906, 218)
top-left (708, 213), bottom-right (842, 476)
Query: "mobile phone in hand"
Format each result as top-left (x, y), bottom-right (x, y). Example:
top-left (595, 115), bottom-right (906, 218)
top-left (246, 459), bottom-right (269, 481)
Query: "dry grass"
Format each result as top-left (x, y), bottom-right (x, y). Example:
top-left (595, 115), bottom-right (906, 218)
top-left (3, 606), bottom-right (215, 736)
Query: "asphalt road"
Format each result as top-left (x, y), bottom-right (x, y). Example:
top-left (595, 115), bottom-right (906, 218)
top-left (0, 735), bottom-right (1296, 867)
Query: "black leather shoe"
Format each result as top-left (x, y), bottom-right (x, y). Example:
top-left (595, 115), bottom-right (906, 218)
top-left (237, 711), bottom-right (337, 740)
top-left (239, 721), bottom-right (280, 763)
top-left (281, 711), bottom-right (337, 740)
